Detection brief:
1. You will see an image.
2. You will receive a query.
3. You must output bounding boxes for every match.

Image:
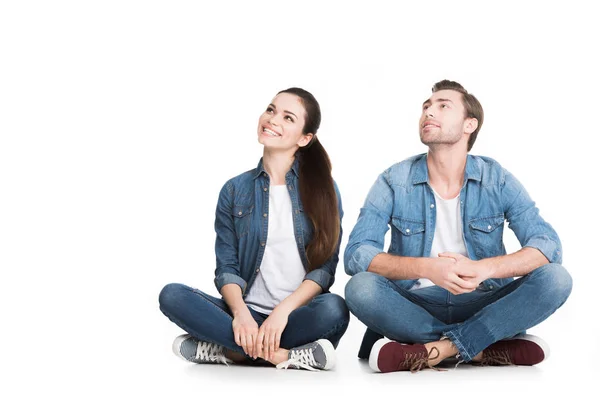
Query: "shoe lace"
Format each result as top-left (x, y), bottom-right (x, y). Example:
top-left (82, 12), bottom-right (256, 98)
top-left (276, 348), bottom-right (319, 371)
top-left (402, 346), bottom-right (442, 373)
top-left (195, 342), bottom-right (230, 365)
top-left (480, 349), bottom-right (513, 366)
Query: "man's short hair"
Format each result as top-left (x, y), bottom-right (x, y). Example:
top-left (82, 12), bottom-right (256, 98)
top-left (432, 80), bottom-right (484, 151)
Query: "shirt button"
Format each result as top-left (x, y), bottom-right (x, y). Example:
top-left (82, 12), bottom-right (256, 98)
top-left (261, 242), bottom-right (265, 246)
top-left (487, 225), bottom-right (492, 230)
top-left (238, 211), bottom-right (242, 216)
top-left (263, 213), bottom-right (267, 218)
top-left (295, 210), bottom-right (299, 214)
top-left (256, 269), bottom-right (260, 273)
top-left (288, 185), bottom-right (293, 190)
top-left (263, 172), bottom-right (267, 177)
top-left (430, 204), bottom-right (435, 208)
top-left (263, 187), bottom-right (268, 192)
top-left (406, 229), bottom-right (410, 233)
top-left (489, 285), bottom-right (493, 289)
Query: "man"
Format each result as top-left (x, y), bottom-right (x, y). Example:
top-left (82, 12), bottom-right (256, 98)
top-left (344, 80), bottom-right (572, 373)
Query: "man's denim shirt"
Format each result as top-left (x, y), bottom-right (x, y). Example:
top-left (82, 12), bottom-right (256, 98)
top-left (344, 153), bottom-right (562, 290)
top-left (214, 157), bottom-right (343, 295)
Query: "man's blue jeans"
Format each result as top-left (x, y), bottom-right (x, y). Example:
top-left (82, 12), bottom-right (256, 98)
top-left (159, 283), bottom-right (350, 357)
top-left (345, 263), bottom-right (572, 361)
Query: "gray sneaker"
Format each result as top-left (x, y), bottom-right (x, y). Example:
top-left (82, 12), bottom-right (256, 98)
top-left (172, 334), bottom-right (232, 365)
top-left (276, 339), bottom-right (336, 371)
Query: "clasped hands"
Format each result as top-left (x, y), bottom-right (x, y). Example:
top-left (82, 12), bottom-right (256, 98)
top-left (428, 252), bottom-right (495, 295)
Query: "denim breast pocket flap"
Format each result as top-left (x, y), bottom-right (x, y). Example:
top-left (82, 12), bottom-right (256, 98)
top-left (392, 218), bottom-right (426, 236)
top-left (232, 204), bottom-right (254, 218)
top-left (469, 215), bottom-right (504, 232)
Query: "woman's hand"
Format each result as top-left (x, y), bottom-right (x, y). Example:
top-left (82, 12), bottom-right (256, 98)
top-left (232, 311), bottom-right (259, 358)
top-left (255, 307), bottom-right (290, 360)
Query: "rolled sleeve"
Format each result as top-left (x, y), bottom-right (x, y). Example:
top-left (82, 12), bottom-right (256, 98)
top-left (524, 237), bottom-right (562, 264)
top-left (346, 244), bottom-right (383, 275)
top-left (344, 172), bottom-right (393, 276)
top-left (214, 272), bottom-right (248, 293)
top-left (502, 169), bottom-right (563, 264)
top-left (304, 268), bottom-right (334, 291)
top-left (213, 181), bottom-right (247, 293)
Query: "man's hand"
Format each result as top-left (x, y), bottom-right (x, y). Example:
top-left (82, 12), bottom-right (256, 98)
top-left (438, 252), bottom-right (495, 288)
top-left (426, 256), bottom-right (478, 294)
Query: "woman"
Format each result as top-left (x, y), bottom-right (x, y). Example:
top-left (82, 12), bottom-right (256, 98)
top-left (159, 88), bottom-right (349, 371)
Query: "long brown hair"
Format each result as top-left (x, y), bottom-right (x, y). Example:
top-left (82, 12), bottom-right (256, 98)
top-left (278, 88), bottom-right (340, 270)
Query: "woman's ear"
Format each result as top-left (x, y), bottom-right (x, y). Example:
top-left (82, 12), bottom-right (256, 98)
top-left (297, 133), bottom-right (314, 148)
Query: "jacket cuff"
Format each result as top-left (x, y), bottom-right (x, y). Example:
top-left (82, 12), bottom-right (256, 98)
top-left (303, 269), bottom-right (334, 292)
top-left (524, 238), bottom-right (562, 264)
top-left (214, 273), bottom-right (248, 293)
top-left (347, 245), bottom-right (382, 275)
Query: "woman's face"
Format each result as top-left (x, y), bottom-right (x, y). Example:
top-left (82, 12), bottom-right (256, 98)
top-left (257, 92), bottom-right (313, 150)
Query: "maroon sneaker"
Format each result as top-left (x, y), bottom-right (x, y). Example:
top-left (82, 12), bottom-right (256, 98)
top-left (369, 339), bottom-right (439, 373)
top-left (479, 334), bottom-right (550, 366)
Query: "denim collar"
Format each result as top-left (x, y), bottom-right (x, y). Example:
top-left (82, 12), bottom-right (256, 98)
top-left (253, 156), bottom-right (301, 180)
top-left (411, 153), bottom-right (482, 185)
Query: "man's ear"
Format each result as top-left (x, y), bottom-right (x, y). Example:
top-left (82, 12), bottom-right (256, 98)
top-left (465, 118), bottom-right (478, 134)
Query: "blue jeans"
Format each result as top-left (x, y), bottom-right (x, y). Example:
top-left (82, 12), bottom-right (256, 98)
top-left (159, 283), bottom-right (350, 356)
top-left (345, 263), bottom-right (572, 362)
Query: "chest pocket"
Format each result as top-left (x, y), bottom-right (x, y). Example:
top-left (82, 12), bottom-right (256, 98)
top-left (391, 218), bottom-right (426, 256)
top-left (232, 204), bottom-right (254, 238)
top-left (469, 215), bottom-right (505, 258)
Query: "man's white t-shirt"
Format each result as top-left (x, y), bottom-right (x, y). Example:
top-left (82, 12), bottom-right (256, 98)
top-left (410, 188), bottom-right (468, 291)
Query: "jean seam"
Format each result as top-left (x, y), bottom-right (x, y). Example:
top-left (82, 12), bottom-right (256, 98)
top-left (187, 287), bottom-right (234, 319)
top-left (443, 330), bottom-right (472, 361)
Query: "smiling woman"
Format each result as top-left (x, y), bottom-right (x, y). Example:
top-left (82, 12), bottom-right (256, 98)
top-left (159, 88), bottom-right (349, 372)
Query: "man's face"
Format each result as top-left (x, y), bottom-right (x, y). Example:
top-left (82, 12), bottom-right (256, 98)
top-left (419, 89), bottom-right (471, 148)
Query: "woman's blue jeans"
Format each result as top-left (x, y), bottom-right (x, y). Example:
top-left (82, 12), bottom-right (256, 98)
top-left (159, 283), bottom-right (350, 357)
top-left (345, 263), bottom-right (572, 362)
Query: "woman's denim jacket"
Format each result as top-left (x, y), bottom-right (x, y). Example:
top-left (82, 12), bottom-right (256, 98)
top-left (214, 157), bottom-right (343, 295)
top-left (344, 153), bottom-right (562, 290)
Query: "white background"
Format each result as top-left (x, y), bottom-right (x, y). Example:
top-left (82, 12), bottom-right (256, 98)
top-left (1, 1), bottom-right (598, 398)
